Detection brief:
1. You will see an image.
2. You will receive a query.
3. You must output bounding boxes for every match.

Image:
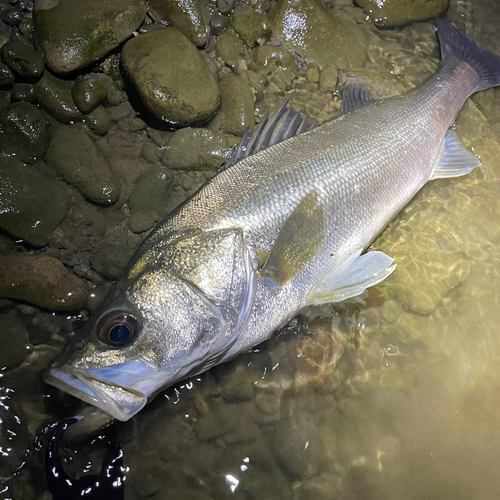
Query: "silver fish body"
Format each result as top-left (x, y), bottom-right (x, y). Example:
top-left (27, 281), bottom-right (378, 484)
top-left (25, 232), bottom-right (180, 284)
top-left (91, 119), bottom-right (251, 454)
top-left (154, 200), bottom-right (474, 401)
top-left (45, 20), bottom-right (500, 436)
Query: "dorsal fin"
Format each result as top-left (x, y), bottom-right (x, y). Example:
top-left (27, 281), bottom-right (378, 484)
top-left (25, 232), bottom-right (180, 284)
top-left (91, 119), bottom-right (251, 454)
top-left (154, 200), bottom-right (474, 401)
top-left (222, 99), bottom-right (319, 171)
top-left (336, 72), bottom-right (377, 117)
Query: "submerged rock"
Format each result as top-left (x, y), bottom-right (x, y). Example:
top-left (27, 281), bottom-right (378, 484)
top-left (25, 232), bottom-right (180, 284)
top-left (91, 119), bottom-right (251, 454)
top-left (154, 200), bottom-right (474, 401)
top-left (0, 253), bottom-right (87, 311)
top-left (91, 244), bottom-right (134, 281)
top-left (34, 71), bottom-right (81, 123)
top-left (1, 41), bottom-right (45, 79)
top-left (355, 0), bottom-right (450, 27)
top-left (34, 0), bottom-right (148, 73)
top-left (0, 60), bottom-right (14, 85)
top-left (250, 45), bottom-right (297, 92)
top-left (218, 73), bottom-right (254, 136)
top-left (11, 82), bottom-right (36, 103)
top-left (122, 27), bottom-right (220, 127)
top-left (230, 4), bottom-right (271, 46)
top-left (71, 76), bottom-right (108, 114)
top-left (0, 101), bottom-right (49, 163)
top-left (0, 155), bottom-right (69, 246)
top-left (0, 315), bottom-right (31, 370)
top-left (216, 28), bottom-right (246, 70)
top-left (46, 125), bottom-right (120, 205)
top-left (270, 0), bottom-right (367, 69)
top-left (149, 0), bottom-right (208, 47)
top-left (161, 128), bottom-right (239, 170)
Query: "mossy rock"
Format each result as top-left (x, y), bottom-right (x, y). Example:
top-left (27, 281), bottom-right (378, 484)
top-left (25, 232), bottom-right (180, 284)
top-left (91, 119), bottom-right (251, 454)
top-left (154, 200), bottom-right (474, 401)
top-left (218, 74), bottom-right (254, 136)
top-left (122, 27), bottom-right (220, 127)
top-left (72, 76), bottom-right (108, 114)
top-left (1, 41), bottom-right (45, 79)
top-left (230, 4), bottom-right (271, 46)
top-left (34, 0), bottom-right (148, 73)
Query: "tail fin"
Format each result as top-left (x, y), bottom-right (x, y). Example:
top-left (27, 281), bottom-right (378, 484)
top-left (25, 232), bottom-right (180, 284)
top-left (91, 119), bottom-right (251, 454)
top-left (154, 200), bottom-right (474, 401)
top-left (436, 18), bottom-right (500, 92)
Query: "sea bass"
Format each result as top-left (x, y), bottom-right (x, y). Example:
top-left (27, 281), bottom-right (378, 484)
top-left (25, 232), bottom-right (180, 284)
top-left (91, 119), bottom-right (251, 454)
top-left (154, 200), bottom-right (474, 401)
top-left (45, 20), bottom-right (500, 436)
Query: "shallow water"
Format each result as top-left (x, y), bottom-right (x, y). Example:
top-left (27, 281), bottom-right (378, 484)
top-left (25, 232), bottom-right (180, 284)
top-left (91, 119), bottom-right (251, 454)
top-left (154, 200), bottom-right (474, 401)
top-left (2, 0), bottom-right (500, 499)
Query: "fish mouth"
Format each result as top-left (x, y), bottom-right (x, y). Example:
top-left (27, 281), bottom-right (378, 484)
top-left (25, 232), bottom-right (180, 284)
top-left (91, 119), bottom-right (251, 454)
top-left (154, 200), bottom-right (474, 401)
top-left (44, 359), bottom-right (162, 422)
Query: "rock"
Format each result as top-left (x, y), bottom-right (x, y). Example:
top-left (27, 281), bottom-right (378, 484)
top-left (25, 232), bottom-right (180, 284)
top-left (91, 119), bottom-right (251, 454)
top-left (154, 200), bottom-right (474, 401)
top-left (0, 253), bottom-right (88, 311)
top-left (90, 244), bottom-right (134, 281)
top-left (11, 82), bottom-right (36, 102)
top-left (0, 101), bottom-right (49, 163)
top-left (149, 0), bottom-right (208, 47)
top-left (128, 167), bottom-right (174, 221)
top-left (91, 72), bottom-right (123, 107)
top-left (230, 4), bottom-right (271, 45)
top-left (0, 60), bottom-right (14, 85)
top-left (0, 155), bottom-right (69, 246)
top-left (306, 65), bottom-right (320, 83)
top-left (34, 71), bottom-right (81, 123)
top-left (217, 0), bottom-right (235, 16)
top-left (84, 105), bottom-right (112, 136)
top-left (34, 0), bottom-right (148, 73)
top-left (355, 0), bottom-right (450, 27)
top-left (122, 27), bottom-right (220, 127)
top-left (250, 45), bottom-right (297, 91)
top-left (128, 212), bottom-right (156, 233)
top-left (1, 41), bottom-right (45, 80)
top-left (71, 76), bottom-right (107, 114)
top-left (319, 65), bottom-right (338, 93)
top-left (270, 0), bottom-right (367, 69)
top-left (192, 403), bottom-right (240, 442)
top-left (0, 315), bottom-right (31, 370)
top-left (19, 17), bottom-right (34, 44)
top-left (1, 7), bottom-right (22, 27)
top-left (218, 73), bottom-right (254, 136)
top-left (216, 28), bottom-right (246, 70)
top-left (46, 125), bottom-right (120, 205)
top-left (161, 128), bottom-right (239, 170)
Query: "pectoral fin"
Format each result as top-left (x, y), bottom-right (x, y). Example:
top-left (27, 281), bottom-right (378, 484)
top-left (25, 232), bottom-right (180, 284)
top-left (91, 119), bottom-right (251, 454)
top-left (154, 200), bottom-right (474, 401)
top-left (261, 191), bottom-right (326, 286)
top-left (336, 73), bottom-right (378, 118)
top-left (306, 250), bottom-right (396, 305)
top-left (431, 130), bottom-right (481, 180)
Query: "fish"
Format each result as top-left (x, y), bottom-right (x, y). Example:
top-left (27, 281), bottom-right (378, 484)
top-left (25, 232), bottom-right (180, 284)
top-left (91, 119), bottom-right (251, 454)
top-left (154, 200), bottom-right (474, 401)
top-left (44, 19), bottom-right (500, 438)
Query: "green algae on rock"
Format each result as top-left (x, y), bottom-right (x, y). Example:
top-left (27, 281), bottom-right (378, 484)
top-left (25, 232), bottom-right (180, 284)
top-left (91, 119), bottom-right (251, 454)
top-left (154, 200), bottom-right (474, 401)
top-left (46, 125), bottom-right (120, 205)
top-left (33, 0), bottom-right (148, 74)
top-left (0, 253), bottom-right (87, 311)
top-left (216, 28), bottom-right (247, 70)
top-left (1, 41), bottom-right (45, 79)
top-left (149, 0), bottom-right (208, 47)
top-left (71, 76), bottom-right (108, 114)
top-left (0, 315), bottom-right (31, 370)
top-left (270, 0), bottom-right (367, 69)
top-left (218, 73), bottom-right (254, 136)
top-left (122, 27), bottom-right (220, 127)
top-left (34, 71), bottom-right (81, 123)
top-left (161, 127), bottom-right (239, 170)
top-left (0, 101), bottom-right (49, 163)
top-left (0, 155), bottom-right (69, 246)
top-left (355, 0), bottom-right (450, 27)
top-left (230, 4), bottom-right (271, 46)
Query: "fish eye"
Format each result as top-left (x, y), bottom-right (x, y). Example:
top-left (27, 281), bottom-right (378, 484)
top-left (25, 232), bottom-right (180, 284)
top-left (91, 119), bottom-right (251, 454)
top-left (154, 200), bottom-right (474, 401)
top-left (98, 312), bottom-right (137, 347)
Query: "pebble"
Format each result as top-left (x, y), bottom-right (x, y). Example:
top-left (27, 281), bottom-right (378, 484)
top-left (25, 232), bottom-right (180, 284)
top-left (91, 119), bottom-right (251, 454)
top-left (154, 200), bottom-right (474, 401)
top-left (90, 244), bottom-right (134, 281)
top-left (0, 253), bottom-right (88, 312)
top-left (1, 7), bottom-right (22, 27)
top-left (0, 59), bottom-right (14, 85)
top-left (10, 82), bottom-right (35, 102)
top-left (230, 4), bottom-right (271, 46)
top-left (0, 314), bottom-right (31, 370)
top-left (217, 0), bottom-right (235, 15)
top-left (1, 40), bottom-right (44, 79)
top-left (71, 76), bottom-right (108, 114)
top-left (0, 155), bottom-right (69, 246)
top-left (84, 105), bottom-right (112, 136)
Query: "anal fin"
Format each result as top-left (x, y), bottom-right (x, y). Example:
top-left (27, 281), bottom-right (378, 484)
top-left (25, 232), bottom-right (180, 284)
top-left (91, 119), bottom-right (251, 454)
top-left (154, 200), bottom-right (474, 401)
top-left (431, 130), bottom-right (481, 180)
top-left (306, 250), bottom-right (396, 305)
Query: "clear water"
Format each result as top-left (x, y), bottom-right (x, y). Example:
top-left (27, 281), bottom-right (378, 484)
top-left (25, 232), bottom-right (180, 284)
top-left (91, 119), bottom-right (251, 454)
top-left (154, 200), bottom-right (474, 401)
top-left (2, 0), bottom-right (500, 499)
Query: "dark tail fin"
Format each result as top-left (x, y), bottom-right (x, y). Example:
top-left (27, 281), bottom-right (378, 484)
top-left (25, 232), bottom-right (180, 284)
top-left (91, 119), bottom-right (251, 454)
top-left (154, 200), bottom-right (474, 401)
top-left (436, 18), bottom-right (500, 92)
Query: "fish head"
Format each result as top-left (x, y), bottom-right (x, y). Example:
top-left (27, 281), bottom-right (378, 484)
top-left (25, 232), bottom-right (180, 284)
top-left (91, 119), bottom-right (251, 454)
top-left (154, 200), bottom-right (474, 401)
top-left (45, 228), bottom-right (256, 432)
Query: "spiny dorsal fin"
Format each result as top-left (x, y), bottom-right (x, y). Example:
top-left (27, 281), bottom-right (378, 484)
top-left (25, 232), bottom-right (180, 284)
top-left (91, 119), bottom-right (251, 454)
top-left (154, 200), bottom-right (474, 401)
top-left (222, 99), bottom-right (319, 171)
top-left (260, 191), bottom-right (326, 286)
top-left (337, 72), bottom-right (377, 117)
top-left (431, 129), bottom-right (481, 180)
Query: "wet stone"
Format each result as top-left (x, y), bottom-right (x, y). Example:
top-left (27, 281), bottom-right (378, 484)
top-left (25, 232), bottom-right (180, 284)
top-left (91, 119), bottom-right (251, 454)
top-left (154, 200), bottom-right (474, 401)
top-left (149, 0), bottom-right (208, 47)
top-left (46, 125), bottom-right (120, 205)
top-left (217, 0), bottom-right (235, 15)
top-left (250, 45), bottom-right (297, 91)
top-left (34, 71), bottom-right (81, 123)
top-left (230, 4), bottom-right (271, 45)
top-left (90, 244), bottom-right (134, 281)
top-left (1, 7), bottom-right (22, 27)
top-left (0, 315), bottom-right (31, 370)
top-left (270, 0), bottom-right (367, 69)
top-left (18, 17), bottom-right (33, 44)
top-left (0, 253), bottom-right (88, 311)
top-left (0, 101), bottom-right (49, 163)
top-left (0, 60), bottom-right (14, 85)
top-left (319, 65), bottom-right (339, 93)
top-left (1, 41), bottom-right (44, 79)
top-left (161, 127), bottom-right (239, 170)
top-left (34, 0), bottom-right (148, 73)
top-left (192, 403), bottom-right (240, 442)
top-left (71, 76), bottom-right (107, 114)
top-left (216, 29), bottom-right (246, 70)
top-left (128, 212), bottom-right (156, 234)
top-left (11, 82), bottom-right (35, 102)
top-left (122, 27), bottom-right (219, 127)
top-left (84, 105), bottom-right (112, 136)
top-left (0, 155), bottom-right (69, 246)
top-left (218, 73), bottom-right (254, 136)
top-left (356, 0), bottom-right (450, 27)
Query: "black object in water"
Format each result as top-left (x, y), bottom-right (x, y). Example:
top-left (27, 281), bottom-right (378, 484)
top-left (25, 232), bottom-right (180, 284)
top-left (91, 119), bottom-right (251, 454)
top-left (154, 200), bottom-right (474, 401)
top-left (45, 419), bottom-right (125, 500)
